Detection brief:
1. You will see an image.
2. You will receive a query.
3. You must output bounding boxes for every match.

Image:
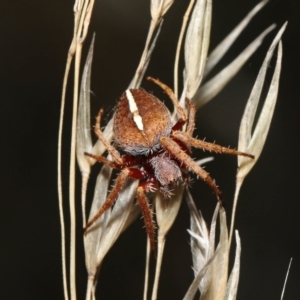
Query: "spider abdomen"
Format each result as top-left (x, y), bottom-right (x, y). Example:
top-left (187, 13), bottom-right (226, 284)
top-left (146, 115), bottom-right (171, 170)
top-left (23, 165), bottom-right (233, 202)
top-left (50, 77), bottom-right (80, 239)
top-left (150, 155), bottom-right (182, 187)
top-left (114, 89), bottom-right (172, 155)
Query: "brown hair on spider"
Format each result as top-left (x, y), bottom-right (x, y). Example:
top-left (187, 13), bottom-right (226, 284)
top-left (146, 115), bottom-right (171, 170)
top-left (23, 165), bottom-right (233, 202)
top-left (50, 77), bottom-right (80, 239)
top-left (84, 76), bottom-right (254, 251)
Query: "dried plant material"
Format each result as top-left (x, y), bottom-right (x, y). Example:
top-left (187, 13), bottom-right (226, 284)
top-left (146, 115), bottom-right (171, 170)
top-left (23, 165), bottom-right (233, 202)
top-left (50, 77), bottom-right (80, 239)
top-left (192, 200), bottom-right (219, 295)
top-left (84, 164), bottom-right (113, 277)
top-left (143, 238), bottom-right (151, 300)
top-left (155, 185), bottom-right (185, 237)
top-left (186, 204), bottom-right (242, 300)
top-left (200, 206), bottom-right (229, 300)
top-left (151, 185), bottom-right (185, 300)
top-left (183, 249), bottom-right (220, 300)
top-left (77, 37), bottom-right (95, 226)
top-left (193, 24), bottom-right (276, 109)
top-left (186, 189), bottom-right (220, 295)
top-left (84, 175), bottom-right (139, 299)
top-left (223, 231), bottom-right (241, 300)
top-left (129, 21), bottom-right (163, 89)
top-left (195, 156), bottom-right (214, 166)
top-left (229, 23), bottom-right (286, 246)
top-left (150, 0), bottom-right (174, 22)
top-left (174, 0), bottom-right (195, 97)
top-left (76, 36), bottom-right (94, 173)
top-left (98, 180), bottom-right (138, 263)
top-left (184, 0), bottom-right (212, 99)
top-left (186, 189), bottom-right (210, 283)
top-left (185, 202), bottom-right (232, 300)
top-left (58, 1), bottom-right (95, 299)
top-left (238, 23), bottom-right (286, 179)
top-left (130, 0), bottom-right (170, 88)
top-left (281, 258), bottom-right (293, 300)
top-left (203, 0), bottom-right (269, 77)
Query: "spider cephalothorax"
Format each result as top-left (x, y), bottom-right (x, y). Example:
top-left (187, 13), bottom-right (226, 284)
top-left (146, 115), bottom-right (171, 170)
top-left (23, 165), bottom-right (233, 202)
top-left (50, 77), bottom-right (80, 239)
top-left (84, 77), bottom-right (254, 250)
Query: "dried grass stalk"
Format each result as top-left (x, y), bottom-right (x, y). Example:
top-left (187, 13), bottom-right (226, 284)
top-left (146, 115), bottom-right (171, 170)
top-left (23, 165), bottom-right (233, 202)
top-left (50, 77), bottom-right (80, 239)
top-left (230, 22), bottom-right (286, 245)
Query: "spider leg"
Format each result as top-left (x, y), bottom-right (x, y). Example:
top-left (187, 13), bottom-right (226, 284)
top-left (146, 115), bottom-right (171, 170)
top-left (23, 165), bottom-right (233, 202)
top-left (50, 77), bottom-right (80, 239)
top-left (84, 152), bottom-right (119, 169)
top-left (84, 168), bottom-right (130, 233)
top-left (94, 108), bottom-right (123, 164)
top-left (137, 184), bottom-right (156, 252)
top-left (146, 76), bottom-right (187, 123)
top-left (172, 131), bottom-right (255, 159)
top-left (185, 98), bottom-right (196, 136)
top-left (160, 137), bottom-right (223, 202)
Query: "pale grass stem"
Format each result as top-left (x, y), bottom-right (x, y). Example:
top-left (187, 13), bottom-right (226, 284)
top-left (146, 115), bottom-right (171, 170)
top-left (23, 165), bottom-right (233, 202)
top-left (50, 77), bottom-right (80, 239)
top-left (281, 258), bottom-right (293, 300)
top-left (230, 23), bottom-right (286, 246)
top-left (58, 1), bottom-right (95, 299)
top-left (174, 0), bottom-right (195, 98)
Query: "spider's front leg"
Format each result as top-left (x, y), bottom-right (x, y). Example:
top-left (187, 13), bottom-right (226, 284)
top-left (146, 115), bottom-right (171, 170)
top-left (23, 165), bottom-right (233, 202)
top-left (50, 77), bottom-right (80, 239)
top-left (147, 76), bottom-right (187, 126)
top-left (94, 108), bottom-right (123, 164)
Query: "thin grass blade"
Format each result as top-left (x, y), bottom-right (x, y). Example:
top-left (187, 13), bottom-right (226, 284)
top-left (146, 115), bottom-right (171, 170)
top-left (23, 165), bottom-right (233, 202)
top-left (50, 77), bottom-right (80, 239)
top-left (200, 206), bottom-right (229, 300)
top-left (184, 0), bottom-right (212, 99)
top-left (95, 179), bottom-right (138, 265)
top-left (193, 24), bottom-right (275, 109)
top-left (156, 185), bottom-right (185, 237)
top-left (183, 249), bottom-right (220, 300)
top-left (150, 0), bottom-right (174, 22)
top-left (223, 231), bottom-right (241, 300)
top-left (84, 164), bottom-right (113, 275)
top-left (203, 0), bottom-right (269, 77)
top-left (186, 189), bottom-right (209, 280)
top-left (281, 258), bottom-right (293, 300)
top-left (238, 23), bottom-right (286, 178)
top-left (77, 35), bottom-right (95, 173)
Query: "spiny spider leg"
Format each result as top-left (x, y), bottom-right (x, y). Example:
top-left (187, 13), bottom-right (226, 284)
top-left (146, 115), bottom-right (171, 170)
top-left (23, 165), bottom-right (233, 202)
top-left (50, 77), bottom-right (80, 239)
top-left (84, 162), bottom-right (157, 251)
top-left (160, 137), bottom-right (223, 202)
top-left (185, 99), bottom-right (196, 136)
top-left (84, 168), bottom-right (130, 233)
top-left (146, 76), bottom-right (187, 123)
top-left (172, 131), bottom-right (255, 159)
top-left (171, 98), bottom-right (196, 133)
top-left (137, 185), bottom-right (156, 252)
top-left (84, 152), bottom-right (144, 169)
top-left (146, 77), bottom-right (197, 134)
top-left (94, 108), bottom-right (123, 164)
top-left (84, 152), bottom-right (119, 169)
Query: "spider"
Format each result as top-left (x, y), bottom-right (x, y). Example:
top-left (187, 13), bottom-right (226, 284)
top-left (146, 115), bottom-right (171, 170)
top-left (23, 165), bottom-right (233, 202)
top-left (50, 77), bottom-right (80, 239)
top-left (84, 77), bottom-right (254, 251)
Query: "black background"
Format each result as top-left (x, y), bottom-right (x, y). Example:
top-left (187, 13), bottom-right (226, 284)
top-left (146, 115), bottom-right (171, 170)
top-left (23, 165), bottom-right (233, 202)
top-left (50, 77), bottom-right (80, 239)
top-left (1, 0), bottom-right (299, 299)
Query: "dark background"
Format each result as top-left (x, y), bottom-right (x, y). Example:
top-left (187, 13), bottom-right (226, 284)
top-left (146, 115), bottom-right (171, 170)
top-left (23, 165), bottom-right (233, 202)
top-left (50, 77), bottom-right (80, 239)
top-left (1, 0), bottom-right (299, 299)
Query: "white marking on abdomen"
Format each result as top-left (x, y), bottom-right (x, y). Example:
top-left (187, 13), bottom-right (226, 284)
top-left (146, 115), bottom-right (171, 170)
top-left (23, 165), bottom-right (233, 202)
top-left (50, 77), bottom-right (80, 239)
top-left (126, 89), bottom-right (144, 131)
